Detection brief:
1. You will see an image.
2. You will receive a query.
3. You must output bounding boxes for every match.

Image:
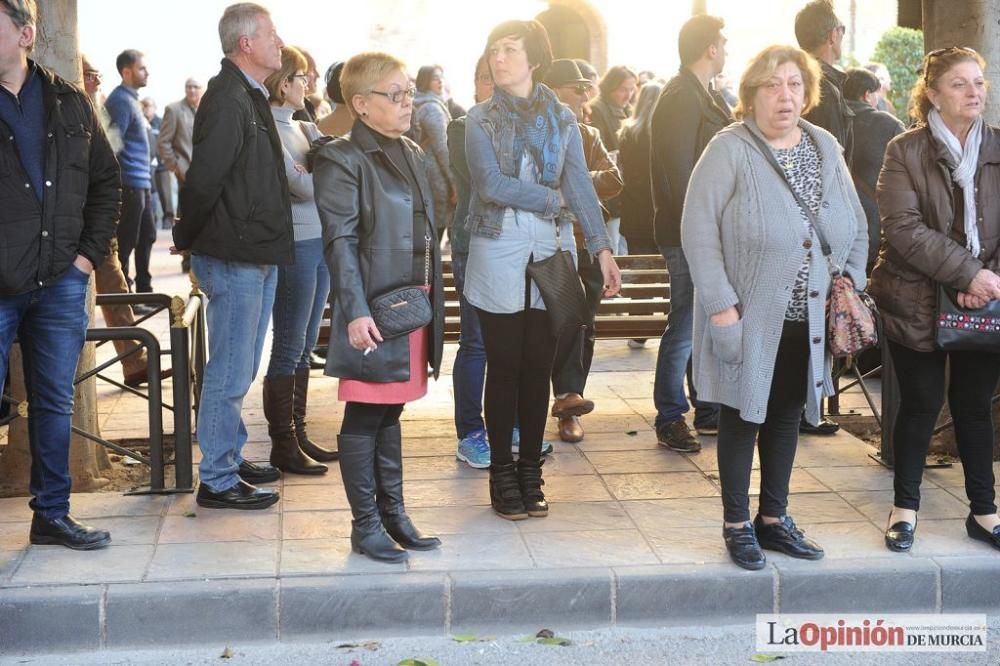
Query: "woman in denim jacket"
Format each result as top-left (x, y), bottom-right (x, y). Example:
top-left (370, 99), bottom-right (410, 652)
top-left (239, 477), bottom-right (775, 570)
top-left (464, 19), bottom-right (622, 521)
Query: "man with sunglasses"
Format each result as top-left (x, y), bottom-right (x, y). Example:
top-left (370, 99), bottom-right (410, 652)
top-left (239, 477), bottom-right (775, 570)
top-left (172, 2), bottom-right (292, 510)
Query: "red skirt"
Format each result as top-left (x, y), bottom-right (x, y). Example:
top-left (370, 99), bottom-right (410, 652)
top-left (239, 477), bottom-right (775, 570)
top-left (337, 324), bottom-right (429, 404)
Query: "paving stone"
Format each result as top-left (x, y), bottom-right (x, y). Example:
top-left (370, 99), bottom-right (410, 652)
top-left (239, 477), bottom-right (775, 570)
top-left (784, 492), bottom-right (868, 524)
top-left (398, 436), bottom-right (462, 458)
top-left (105, 579), bottom-right (277, 647)
top-left (623, 497), bottom-right (721, 529)
top-left (403, 506), bottom-right (519, 535)
top-left (146, 541), bottom-right (278, 581)
top-left (793, 437), bottom-right (881, 468)
top-left (639, 524), bottom-right (730, 565)
top-left (584, 449), bottom-right (700, 474)
top-left (766, 521), bottom-right (889, 561)
top-left (616, 563), bottom-right (774, 624)
top-left (523, 529), bottom-right (659, 567)
top-left (282, 510), bottom-right (353, 540)
top-left (158, 510), bottom-right (279, 544)
top-left (0, 585), bottom-right (102, 653)
top-left (281, 483), bottom-right (349, 512)
top-left (516, 501), bottom-right (634, 533)
top-left (86, 516), bottom-right (162, 546)
top-left (795, 465), bottom-right (891, 492)
top-left (0, 548), bottom-right (24, 584)
top-left (280, 470), bottom-right (345, 487)
top-left (602, 472), bottom-right (719, 501)
top-left (543, 474), bottom-right (615, 502)
top-left (451, 568), bottom-right (612, 632)
top-left (280, 538), bottom-right (406, 575)
top-left (536, 448), bottom-right (598, 476)
top-left (10, 544), bottom-right (153, 585)
top-left (586, 396), bottom-right (639, 414)
top-left (280, 574), bottom-right (447, 637)
top-left (69, 493), bottom-right (171, 519)
top-left (685, 444), bottom-right (758, 473)
top-left (552, 415), bottom-right (653, 439)
top-left (0, 498), bottom-right (32, 523)
top-left (775, 557), bottom-right (938, 612)
top-left (840, 488), bottom-right (970, 522)
top-left (404, 478), bottom-right (491, 508)
top-left (0, 521), bottom-right (30, 550)
top-left (406, 532), bottom-right (533, 571)
top-left (574, 429), bottom-right (660, 452)
top-left (923, 463), bottom-right (969, 489)
top-left (402, 455), bottom-right (482, 480)
top-left (748, 468), bottom-right (830, 495)
top-left (908, 519), bottom-right (1000, 557)
top-left (937, 556), bottom-right (1000, 611)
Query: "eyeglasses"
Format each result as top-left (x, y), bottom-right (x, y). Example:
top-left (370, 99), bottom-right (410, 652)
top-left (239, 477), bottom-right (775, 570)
top-left (369, 86), bottom-right (417, 104)
top-left (924, 46), bottom-right (979, 82)
top-left (83, 70), bottom-right (102, 81)
top-left (289, 74), bottom-right (309, 84)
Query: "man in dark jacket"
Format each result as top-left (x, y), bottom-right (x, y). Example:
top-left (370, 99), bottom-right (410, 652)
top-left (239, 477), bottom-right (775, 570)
top-left (173, 2), bottom-right (291, 510)
top-left (649, 14), bottom-right (730, 452)
top-left (0, 0), bottom-right (120, 549)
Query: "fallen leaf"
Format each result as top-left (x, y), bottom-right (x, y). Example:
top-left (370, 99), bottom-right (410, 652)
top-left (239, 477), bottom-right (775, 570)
top-left (398, 659), bottom-right (439, 666)
top-left (220, 646), bottom-right (234, 659)
top-left (362, 640), bottom-right (381, 651)
top-left (538, 636), bottom-right (572, 646)
top-left (625, 430), bottom-right (638, 436)
top-left (749, 655), bottom-right (785, 663)
top-left (517, 635), bottom-right (536, 643)
top-left (535, 628), bottom-right (555, 639)
top-left (452, 634), bottom-right (493, 643)
top-left (183, 511), bottom-right (197, 518)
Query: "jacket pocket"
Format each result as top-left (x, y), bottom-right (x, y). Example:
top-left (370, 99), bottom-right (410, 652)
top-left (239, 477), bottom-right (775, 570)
top-left (63, 124), bottom-right (92, 171)
top-left (709, 318), bottom-right (743, 365)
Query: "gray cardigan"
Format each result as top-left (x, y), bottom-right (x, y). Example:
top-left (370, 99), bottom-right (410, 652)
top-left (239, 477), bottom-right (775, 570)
top-left (680, 119), bottom-right (868, 425)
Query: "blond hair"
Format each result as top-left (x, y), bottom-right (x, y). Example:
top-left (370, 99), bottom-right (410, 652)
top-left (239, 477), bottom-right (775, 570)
top-left (263, 46), bottom-right (308, 104)
top-left (734, 45), bottom-right (822, 120)
top-left (340, 52), bottom-right (407, 119)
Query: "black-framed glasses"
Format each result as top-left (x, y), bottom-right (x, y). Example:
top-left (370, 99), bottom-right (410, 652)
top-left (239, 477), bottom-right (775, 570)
top-left (289, 74), bottom-right (309, 84)
top-left (369, 86), bottom-right (416, 104)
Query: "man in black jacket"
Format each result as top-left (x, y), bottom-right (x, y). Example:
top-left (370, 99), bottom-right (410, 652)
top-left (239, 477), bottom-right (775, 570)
top-left (172, 2), bottom-right (292, 510)
top-left (649, 14), bottom-right (731, 453)
top-left (0, 0), bottom-right (121, 549)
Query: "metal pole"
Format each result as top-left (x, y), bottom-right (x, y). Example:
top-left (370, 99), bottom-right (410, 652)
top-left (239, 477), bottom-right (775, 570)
top-left (170, 300), bottom-right (194, 492)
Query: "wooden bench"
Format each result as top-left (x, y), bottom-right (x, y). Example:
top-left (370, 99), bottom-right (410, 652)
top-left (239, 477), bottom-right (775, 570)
top-left (317, 254), bottom-right (670, 347)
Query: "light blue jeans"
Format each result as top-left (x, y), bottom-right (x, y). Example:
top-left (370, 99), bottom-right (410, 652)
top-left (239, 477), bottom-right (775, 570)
top-left (192, 255), bottom-right (277, 491)
top-left (266, 238), bottom-right (330, 376)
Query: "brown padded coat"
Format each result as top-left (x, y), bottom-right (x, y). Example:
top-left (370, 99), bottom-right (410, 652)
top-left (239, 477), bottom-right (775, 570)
top-left (870, 124), bottom-right (1000, 351)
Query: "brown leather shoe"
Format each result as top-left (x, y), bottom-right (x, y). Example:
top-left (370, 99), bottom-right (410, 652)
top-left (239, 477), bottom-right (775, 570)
top-left (551, 393), bottom-right (595, 418)
top-left (124, 367), bottom-right (174, 388)
top-left (558, 416), bottom-right (584, 443)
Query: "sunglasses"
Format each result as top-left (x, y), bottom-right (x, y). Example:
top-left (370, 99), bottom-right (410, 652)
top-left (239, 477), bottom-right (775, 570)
top-left (560, 84), bottom-right (591, 96)
top-left (924, 46), bottom-right (980, 82)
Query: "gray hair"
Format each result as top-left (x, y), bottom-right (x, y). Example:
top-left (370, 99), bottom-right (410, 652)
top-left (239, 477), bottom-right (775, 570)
top-left (218, 3), bottom-right (269, 56)
top-left (1, 0), bottom-right (36, 51)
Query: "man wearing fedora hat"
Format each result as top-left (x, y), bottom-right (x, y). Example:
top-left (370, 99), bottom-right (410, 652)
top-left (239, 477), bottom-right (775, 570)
top-left (545, 59), bottom-right (623, 443)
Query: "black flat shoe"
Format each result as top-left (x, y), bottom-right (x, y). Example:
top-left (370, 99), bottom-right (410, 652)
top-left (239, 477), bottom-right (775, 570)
top-left (723, 523), bottom-right (767, 570)
top-left (30, 513), bottom-right (111, 550)
top-left (966, 514), bottom-right (1000, 550)
top-left (884, 511), bottom-right (916, 552)
top-left (755, 514), bottom-right (824, 560)
top-left (238, 460), bottom-right (281, 484)
top-left (197, 480), bottom-right (280, 510)
top-left (799, 415), bottom-right (839, 435)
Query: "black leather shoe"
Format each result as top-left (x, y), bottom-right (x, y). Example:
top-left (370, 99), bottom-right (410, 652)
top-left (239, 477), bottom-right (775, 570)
top-left (30, 513), bottom-right (111, 550)
top-left (966, 513), bottom-right (1000, 550)
top-left (884, 511), bottom-right (916, 552)
top-left (755, 514), bottom-right (824, 560)
top-left (799, 415), bottom-right (839, 435)
top-left (238, 460), bottom-right (280, 484)
top-left (197, 480), bottom-right (280, 510)
top-left (723, 523), bottom-right (767, 570)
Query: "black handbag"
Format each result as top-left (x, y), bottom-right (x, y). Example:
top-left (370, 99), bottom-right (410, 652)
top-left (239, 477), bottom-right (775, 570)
top-left (935, 285), bottom-right (1000, 351)
top-left (369, 233), bottom-right (433, 340)
top-left (525, 218), bottom-right (588, 336)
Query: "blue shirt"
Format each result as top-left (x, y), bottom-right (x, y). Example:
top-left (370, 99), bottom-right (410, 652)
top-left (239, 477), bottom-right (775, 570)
top-left (105, 84), bottom-right (151, 189)
top-left (0, 64), bottom-right (46, 203)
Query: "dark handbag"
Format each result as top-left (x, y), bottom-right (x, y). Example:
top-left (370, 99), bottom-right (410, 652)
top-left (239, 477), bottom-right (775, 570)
top-left (525, 218), bottom-right (588, 336)
top-left (746, 125), bottom-right (878, 357)
top-left (368, 233), bottom-right (433, 340)
top-left (935, 285), bottom-right (1000, 351)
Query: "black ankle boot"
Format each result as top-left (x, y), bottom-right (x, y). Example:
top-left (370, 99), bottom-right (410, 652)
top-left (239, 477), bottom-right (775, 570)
top-left (374, 423), bottom-right (441, 550)
top-left (723, 522), bottom-right (766, 570)
top-left (337, 433), bottom-right (407, 563)
top-left (293, 368), bottom-right (339, 462)
top-left (489, 462), bottom-right (527, 520)
top-left (517, 458), bottom-right (548, 517)
top-left (265, 375), bottom-right (327, 475)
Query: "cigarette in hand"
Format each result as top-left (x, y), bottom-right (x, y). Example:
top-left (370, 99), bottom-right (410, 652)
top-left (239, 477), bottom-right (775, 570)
top-left (363, 345), bottom-right (377, 356)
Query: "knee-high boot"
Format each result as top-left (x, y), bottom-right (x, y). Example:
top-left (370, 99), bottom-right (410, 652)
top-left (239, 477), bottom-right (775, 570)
top-left (337, 433), bottom-right (407, 562)
top-left (293, 368), bottom-right (339, 462)
top-left (374, 423), bottom-right (441, 550)
top-left (264, 376), bottom-right (326, 475)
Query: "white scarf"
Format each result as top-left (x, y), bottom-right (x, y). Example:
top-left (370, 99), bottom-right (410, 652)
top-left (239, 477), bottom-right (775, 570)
top-left (927, 109), bottom-right (984, 257)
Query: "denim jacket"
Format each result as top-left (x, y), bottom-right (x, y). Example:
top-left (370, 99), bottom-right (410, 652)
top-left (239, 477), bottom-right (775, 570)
top-left (464, 94), bottom-right (612, 257)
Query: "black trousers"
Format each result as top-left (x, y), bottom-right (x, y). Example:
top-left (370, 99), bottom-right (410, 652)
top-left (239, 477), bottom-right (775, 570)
top-left (340, 402), bottom-right (404, 438)
top-left (718, 321), bottom-right (809, 523)
top-left (552, 250), bottom-right (604, 396)
top-left (117, 187), bottom-right (156, 292)
top-left (476, 307), bottom-right (556, 465)
top-left (888, 341), bottom-right (999, 515)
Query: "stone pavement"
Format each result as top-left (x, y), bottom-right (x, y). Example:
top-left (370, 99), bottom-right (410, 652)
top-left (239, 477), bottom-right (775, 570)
top-left (1, 232), bottom-right (999, 655)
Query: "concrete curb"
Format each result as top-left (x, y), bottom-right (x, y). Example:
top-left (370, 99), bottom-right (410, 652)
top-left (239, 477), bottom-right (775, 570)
top-left (1, 556), bottom-right (999, 654)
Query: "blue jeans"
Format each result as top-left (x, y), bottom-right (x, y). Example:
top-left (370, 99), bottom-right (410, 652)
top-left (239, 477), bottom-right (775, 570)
top-left (654, 246), bottom-right (718, 429)
top-left (0, 267), bottom-right (90, 520)
top-left (451, 252), bottom-right (486, 438)
top-left (192, 255), bottom-right (277, 491)
top-left (266, 238), bottom-right (330, 377)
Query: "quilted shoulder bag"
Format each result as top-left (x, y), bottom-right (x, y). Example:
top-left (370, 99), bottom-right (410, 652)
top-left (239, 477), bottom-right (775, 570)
top-left (746, 126), bottom-right (878, 357)
top-left (369, 233), bottom-right (433, 340)
top-left (525, 214), bottom-right (588, 337)
top-left (935, 285), bottom-right (1000, 351)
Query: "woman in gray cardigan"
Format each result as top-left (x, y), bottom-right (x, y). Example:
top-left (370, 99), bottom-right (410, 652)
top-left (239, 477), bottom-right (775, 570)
top-left (681, 45), bottom-right (867, 570)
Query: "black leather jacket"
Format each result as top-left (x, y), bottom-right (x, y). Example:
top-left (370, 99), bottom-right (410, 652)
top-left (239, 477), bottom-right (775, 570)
top-left (314, 120), bottom-right (444, 383)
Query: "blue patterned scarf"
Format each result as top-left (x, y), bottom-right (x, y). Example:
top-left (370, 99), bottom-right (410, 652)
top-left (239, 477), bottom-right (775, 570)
top-left (492, 83), bottom-right (564, 187)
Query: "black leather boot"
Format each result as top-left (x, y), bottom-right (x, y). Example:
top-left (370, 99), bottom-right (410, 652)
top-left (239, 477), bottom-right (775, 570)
top-left (30, 513), bottom-right (111, 550)
top-left (293, 368), bottom-right (339, 462)
top-left (374, 423), bottom-right (441, 550)
top-left (517, 458), bottom-right (548, 517)
top-left (489, 462), bottom-right (528, 520)
top-left (264, 375), bottom-right (327, 475)
top-left (338, 433), bottom-right (407, 562)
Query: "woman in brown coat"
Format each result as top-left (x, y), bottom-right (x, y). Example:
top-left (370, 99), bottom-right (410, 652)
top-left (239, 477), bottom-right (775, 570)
top-left (871, 47), bottom-right (1000, 553)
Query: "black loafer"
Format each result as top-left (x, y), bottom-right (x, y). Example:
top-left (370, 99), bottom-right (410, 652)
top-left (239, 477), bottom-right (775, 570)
top-left (238, 460), bottom-right (280, 484)
top-left (755, 514), bottom-right (824, 560)
top-left (723, 523), bottom-right (767, 570)
top-left (29, 513), bottom-right (112, 550)
top-left (799, 415), bottom-right (839, 435)
top-left (966, 514), bottom-right (1000, 550)
top-left (885, 511), bottom-right (916, 552)
top-left (197, 480), bottom-right (280, 510)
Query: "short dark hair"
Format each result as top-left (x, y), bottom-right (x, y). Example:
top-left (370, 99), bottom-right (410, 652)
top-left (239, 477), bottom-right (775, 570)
top-left (598, 65), bottom-right (637, 100)
top-left (484, 19), bottom-right (553, 85)
top-left (794, 0), bottom-right (841, 52)
top-left (843, 67), bottom-right (881, 102)
top-left (678, 14), bottom-right (725, 67)
top-left (415, 65), bottom-right (442, 93)
top-left (325, 61), bottom-right (345, 104)
top-left (116, 49), bottom-right (143, 75)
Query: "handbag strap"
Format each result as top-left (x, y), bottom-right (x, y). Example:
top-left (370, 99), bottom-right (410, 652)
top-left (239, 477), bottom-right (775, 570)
top-left (424, 232), bottom-right (431, 287)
